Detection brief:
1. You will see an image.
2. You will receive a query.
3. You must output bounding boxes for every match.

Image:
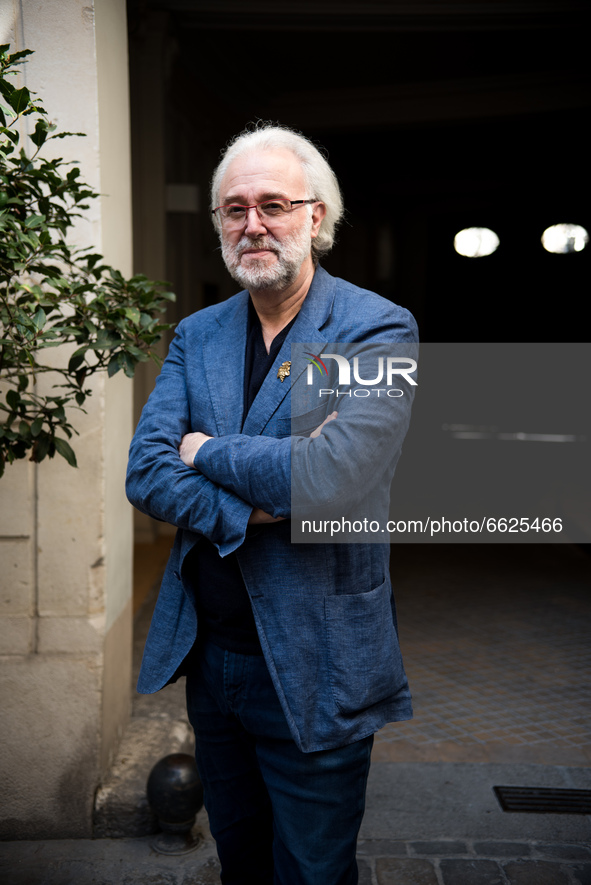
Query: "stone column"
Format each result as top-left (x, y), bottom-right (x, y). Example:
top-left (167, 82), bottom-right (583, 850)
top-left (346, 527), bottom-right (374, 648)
top-left (0, 0), bottom-right (133, 838)
top-left (128, 6), bottom-right (170, 543)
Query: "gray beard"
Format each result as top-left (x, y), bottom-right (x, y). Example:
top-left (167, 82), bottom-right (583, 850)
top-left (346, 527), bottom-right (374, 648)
top-left (221, 223), bottom-right (312, 292)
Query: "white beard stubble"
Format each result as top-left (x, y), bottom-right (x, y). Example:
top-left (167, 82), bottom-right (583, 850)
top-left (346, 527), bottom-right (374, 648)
top-left (221, 215), bottom-right (314, 292)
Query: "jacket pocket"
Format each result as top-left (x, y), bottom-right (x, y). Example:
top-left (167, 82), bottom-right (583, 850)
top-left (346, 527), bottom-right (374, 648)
top-left (325, 579), bottom-right (405, 714)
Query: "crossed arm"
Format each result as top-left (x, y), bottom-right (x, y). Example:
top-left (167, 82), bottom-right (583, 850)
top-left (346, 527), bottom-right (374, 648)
top-left (178, 412), bottom-right (338, 524)
top-left (181, 428), bottom-right (279, 526)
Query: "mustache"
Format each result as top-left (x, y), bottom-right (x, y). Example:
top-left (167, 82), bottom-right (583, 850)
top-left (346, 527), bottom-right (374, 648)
top-left (235, 236), bottom-right (280, 255)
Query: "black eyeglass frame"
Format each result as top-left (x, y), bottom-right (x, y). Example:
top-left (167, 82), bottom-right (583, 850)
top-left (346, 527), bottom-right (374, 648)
top-left (211, 198), bottom-right (318, 221)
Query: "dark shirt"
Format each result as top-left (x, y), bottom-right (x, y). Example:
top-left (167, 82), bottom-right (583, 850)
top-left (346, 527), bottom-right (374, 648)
top-left (189, 300), bottom-right (296, 655)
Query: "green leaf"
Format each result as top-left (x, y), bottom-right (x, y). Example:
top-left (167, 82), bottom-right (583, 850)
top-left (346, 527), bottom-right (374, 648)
top-left (7, 49), bottom-right (34, 64)
top-left (31, 416), bottom-right (43, 437)
top-left (0, 78), bottom-right (14, 99)
top-left (6, 389), bottom-right (20, 410)
top-left (8, 87), bottom-right (30, 114)
top-left (123, 352), bottom-right (136, 378)
top-left (33, 307), bottom-right (46, 330)
top-left (30, 120), bottom-right (48, 148)
top-left (68, 348), bottom-right (86, 372)
top-left (107, 354), bottom-right (121, 378)
top-left (124, 345), bottom-right (144, 358)
top-left (24, 214), bottom-right (46, 228)
top-left (124, 306), bottom-right (141, 325)
top-left (1, 126), bottom-right (18, 144)
top-left (54, 436), bottom-right (77, 467)
top-left (32, 432), bottom-right (51, 462)
top-left (50, 131), bottom-right (85, 140)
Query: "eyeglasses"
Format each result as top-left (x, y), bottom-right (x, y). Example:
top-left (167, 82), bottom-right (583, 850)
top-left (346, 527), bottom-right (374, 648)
top-left (212, 198), bottom-right (318, 226)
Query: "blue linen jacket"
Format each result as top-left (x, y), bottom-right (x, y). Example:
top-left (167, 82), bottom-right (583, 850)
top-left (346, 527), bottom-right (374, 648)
top-left (126, 266), bottom-right (418, 752)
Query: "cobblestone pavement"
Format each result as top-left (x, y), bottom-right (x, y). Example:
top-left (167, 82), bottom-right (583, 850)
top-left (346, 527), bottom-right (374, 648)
top-left (2, 836), bottom-right (591, 884)
top-left (358, 839), bottom-right (591, 885)
top-left (375, 544), bottom-right (591, 767)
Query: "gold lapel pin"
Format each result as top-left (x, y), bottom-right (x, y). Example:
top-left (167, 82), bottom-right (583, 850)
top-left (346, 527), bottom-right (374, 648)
top-left (277, 360), bottom-right (291, 382)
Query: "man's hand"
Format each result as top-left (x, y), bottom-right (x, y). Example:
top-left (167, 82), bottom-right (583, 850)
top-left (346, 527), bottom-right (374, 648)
top-left (179, 432), bottom-right (212, 468)
top-left (248, 508), bottom-right (284, 525)
top-left (247, 413), bottom-right (338, 524)
top-left (183, 412), bottom-right (337, 515)
top-left (309, 410), bottom-right (338, 438)
top-left (246, 414), bottom-right (339, 524)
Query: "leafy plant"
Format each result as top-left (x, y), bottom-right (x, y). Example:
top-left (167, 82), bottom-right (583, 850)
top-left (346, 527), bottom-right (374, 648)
top-left (0, 45), bottom-right (174, 476)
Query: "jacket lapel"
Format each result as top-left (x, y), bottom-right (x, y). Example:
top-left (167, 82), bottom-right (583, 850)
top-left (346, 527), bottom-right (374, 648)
top-left (201, 291), bottom-right (249, 436)
top-left (241, 267), bottom-right (336, 436)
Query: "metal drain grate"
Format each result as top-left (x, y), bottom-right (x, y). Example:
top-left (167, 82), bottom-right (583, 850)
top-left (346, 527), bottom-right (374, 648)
top-left (493, 786), bottom-right (591, 814)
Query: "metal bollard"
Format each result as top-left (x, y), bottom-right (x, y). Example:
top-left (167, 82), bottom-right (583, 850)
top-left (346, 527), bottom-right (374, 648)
top-left (147, 753), bottom-right (204, 855)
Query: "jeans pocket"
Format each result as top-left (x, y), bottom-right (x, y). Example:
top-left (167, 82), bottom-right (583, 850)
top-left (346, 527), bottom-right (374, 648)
top-left (325, 579), bottom-right (405, 714)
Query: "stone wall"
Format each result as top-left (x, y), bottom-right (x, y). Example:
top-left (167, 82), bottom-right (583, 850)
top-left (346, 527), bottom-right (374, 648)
top-left (0, 0), bottom-right (134, 839)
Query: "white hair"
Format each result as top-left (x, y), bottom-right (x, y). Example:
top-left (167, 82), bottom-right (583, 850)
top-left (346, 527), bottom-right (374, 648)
top-left (210, 123), bottom-right (344, 261)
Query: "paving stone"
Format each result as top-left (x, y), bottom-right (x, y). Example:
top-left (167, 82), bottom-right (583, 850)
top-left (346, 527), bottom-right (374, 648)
top-left (374, 545), bottom-right (591, 767)
top-left (357, 839), bottom-right (408, 856)
top-left (0, 864), bottom-right (58, 885)
top-left (376, 857), bottom-right (439, 885)
top-left (358, 858), bottom-right (373, 885)
top-left (535, 844), bottom-right (591, 861)
top-left (440, 859), bottom-right (504, 884)
top-left (503, 861), bottom-right (570, 885)
top-left (473, 842), bottom-right (531, 858)
top-left (122, 876), bottom-right (177, 885)
top-left (572, 865), bottom-right (591, 885)
top-left (0, 853), bottom-right (222, 885)
top-left (411, 840), bottom-right (468, 856)
top-left (6, 859), bottom-right (113, 885)
top-left (178, 859), bottom-right (221, 885)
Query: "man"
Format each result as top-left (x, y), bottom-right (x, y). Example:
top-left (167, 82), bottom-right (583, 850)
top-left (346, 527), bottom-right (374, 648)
top-left (126, 124), bottom-right (418, 885)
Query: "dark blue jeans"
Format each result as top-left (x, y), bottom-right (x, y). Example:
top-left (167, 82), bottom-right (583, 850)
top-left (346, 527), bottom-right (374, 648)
top-left (185, 642), bottom-right (373, 885)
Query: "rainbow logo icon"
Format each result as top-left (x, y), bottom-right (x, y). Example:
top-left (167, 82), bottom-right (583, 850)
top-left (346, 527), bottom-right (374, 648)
top-left (304, 352), bottom-right (328, 375)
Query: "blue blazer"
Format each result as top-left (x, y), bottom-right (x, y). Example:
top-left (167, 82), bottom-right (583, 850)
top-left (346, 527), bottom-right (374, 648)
top-left (126, 267), bottom-right (418, 752)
